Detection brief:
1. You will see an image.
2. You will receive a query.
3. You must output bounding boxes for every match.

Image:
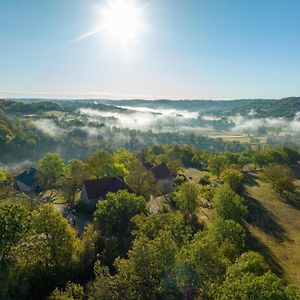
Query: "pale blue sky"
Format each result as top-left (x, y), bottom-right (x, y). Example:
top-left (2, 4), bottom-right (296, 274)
top-left (0, 0), bottom-right (300, 99)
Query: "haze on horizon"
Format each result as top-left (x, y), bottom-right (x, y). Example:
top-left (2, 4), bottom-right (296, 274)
top-left (1, 0), bottom-right (300, 100)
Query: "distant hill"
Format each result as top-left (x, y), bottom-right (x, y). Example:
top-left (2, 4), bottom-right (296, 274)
top-left (100, 97), bottom-right (300, 119)
top-left (5, 97), bottom-right (300, 118)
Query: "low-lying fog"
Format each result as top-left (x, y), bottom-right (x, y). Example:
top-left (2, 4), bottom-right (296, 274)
top-left (30, 104), bottom-right (300, 140)
top-left (78, 105), bottom-right (300, 134)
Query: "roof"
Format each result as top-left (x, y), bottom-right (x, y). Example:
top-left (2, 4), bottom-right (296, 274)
top-left (83, 177), bottom-right (132, 201)
top-left (150, 162), bottom-right (173, 181)
top-left (15, 167), bottom-right (37, 187)
top-left (143, 162), bottom-right (154, 170)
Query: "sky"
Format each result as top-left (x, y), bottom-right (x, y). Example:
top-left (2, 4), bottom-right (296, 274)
top-left (0, 0), bottom-right (300, 100)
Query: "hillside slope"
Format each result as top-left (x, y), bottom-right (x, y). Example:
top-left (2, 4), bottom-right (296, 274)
top-left (245, 169), bottom-right (300, 286)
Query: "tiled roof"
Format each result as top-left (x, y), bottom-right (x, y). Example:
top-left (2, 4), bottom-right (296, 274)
top-left (83, 177), bottom-right (132, 201)
top-left (150, 162), bottom-right (173, 180)
top-left (15, 167), bottom-right (37, 187)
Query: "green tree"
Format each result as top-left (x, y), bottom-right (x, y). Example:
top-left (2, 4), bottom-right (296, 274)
top-left (79, 224), bottom-right (101, 278)
top-left (205, 218), bottom-right (246, 260)
top-left (173, 182), bottom-right (201, 220)
top-left (49, 282), bottom-right (84, 300)
top-left (132, 212), bottom-right (192, 247)
top-left (1, 205), bottom-right (81, 299)
top-left (171, 219), bottom-right (244, 299)
top-left (62, 159), bottom-right (90, 208)
top-left (113, 149), bottom-right (134, 169)
top-left (212, 251), bottom-right (300, 300)
top-left (175, 232), bottom-right (228, 299)
top-left (37, 153), bottom-right (65, 196)
top-left (94, 190), bottom-right (146, 263)
top-left (114, 231), bottom-right (178, 300)
top-left (0, 169), bottom-right (7, 183)
top-left (265, 149), bottom-right (285, 165)
top-left (279, 146), bottom-right (300, 165)
top-left (212, 185), bottom-right (248, 223)
top-left (220, 168), bottom-right (244, 192)
top-left (87, 150), bottom-right (126, 179)
top-left (225, 251), bottom-right (269, 279)
top-left (252, 152), bottom-right (268, 169)
top-left (0, 124), bottom-right (15, 144)
top-left (124, 160), bottom-right (157, 200)
top-left (0, 204), bottom-right (30, 270)
top-left (32, 204), bottom-right (80, 268)
top-left (87, 262), bottom-right (118, 300)
top-left (263, 165), bottom-right (295, 197)
top-left (208, 156), bottom-right (227, 179)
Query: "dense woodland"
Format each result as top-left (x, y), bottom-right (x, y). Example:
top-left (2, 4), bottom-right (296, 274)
top-left (1, 142), bottom-right (300, 299)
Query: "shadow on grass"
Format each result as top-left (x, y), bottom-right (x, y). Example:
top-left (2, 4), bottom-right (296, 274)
top-left (283, 191), bottom-right (300, 211)
top-left (245, 194), bottom-right (289, 241)
top-left (243, 172), bottom-right (260, 187)
top-left (291, 165), bottom-right (300, 180)
top-left (246, 231), bottom-right (284, 277)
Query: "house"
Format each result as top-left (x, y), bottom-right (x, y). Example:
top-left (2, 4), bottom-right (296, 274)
top-left (15, 167), bottom-right (38, 192)
top-left (80, 177), bottom-right (132, 209)
top-left (147, 162), bottom-right (175, 194)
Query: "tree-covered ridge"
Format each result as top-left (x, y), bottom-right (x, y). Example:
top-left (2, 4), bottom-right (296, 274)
top-left (101, 97), bottom-right (300, 118)
top-left (0, 99), bottom-right (61, 115)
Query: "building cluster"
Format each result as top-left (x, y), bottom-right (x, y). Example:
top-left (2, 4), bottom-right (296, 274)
top-left (14, 162), bottom-right (175, 210)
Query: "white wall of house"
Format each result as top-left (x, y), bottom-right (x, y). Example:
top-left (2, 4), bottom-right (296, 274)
top-left (80, 185), bottom-right (90, 205)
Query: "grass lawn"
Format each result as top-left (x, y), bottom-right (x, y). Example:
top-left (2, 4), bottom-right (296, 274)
top-left (41, 189), bottom-right (67, 204)
top-left (183, 168), bottom-right (210, 184)
top-left (244, 170), bottom-right (300, 287)
top-left (53, 198), bottom-right (67, 204)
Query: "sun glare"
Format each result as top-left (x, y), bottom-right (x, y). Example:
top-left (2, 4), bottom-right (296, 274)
top-left (102, 1), bottom-right (141, 45)
top-left (103, 0), bottom-right (140, 43)
top-left (73, 0), bottom-right (146, 54)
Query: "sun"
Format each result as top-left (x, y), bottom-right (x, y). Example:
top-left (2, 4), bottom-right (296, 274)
top-left (101, 0), bottom-right (142, 45)
top-left (73, 0), bottom-right (146, 52)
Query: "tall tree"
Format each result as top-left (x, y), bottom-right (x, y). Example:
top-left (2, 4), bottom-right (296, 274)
top-left (211, 251), bottom-right (299, 300)
top-left (0, 204), bottom-right (30, 270)
top-left (32, 205), bottom-right (80, 268)
top-left (212, 185), bottom-right (248, 223)
top-left (37, 153), bottom-right (65, 196)
top-left (263, 165), bottom-right (295, 197)
top-left (124, 160), bottom-right (157, 200)
top-left (62, 159), bottom-right (90, 208)
top-left (279, 147), bottom-right (300, 165)
top-left (114, 231), bottom-right (178, 300)
top-left (220, 168), bottom-right (244, 192)
top-left (252, 152), bottom-right (268, 170)
top-left (87, 150), bottom-right (127, 179)
top-left (173, 182), bottom-right (201, 220)
top-left (208, 156), bottom-right (227, 179)
top-left (94, 190), bottom-right (146, 263)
